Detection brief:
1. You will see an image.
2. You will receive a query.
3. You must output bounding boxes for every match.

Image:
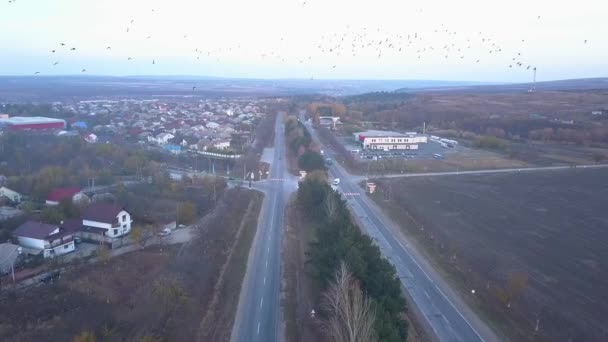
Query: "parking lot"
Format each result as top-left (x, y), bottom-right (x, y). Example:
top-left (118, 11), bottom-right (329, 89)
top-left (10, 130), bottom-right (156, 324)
top-left (352, 140), bottom-right (462, 161)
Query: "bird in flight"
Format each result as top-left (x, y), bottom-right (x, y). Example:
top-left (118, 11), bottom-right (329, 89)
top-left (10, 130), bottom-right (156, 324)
top-left (34, 71), bottom-right (40, 74)
top-left (51, 50), bottom-right (56, 53)
top-left (192, 86), bottom-right (196, 91)
top-left (60, 43), bottom-right (66, 46)
top-left (152, 59), bottom-right (155, 65)
top-left (106, 46), bottom-right (111, 50)
top-left (70, 47), bottom-right (76, 51)
top-left (53, 62), bottom-right (59, 66)
top-left (127, 57), bottom-right (132, 60)
top-left (81, 69), bottom-right (86, 72)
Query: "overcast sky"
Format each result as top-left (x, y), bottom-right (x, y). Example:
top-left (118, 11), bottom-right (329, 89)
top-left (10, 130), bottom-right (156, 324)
top-left (0, 0), bottom-right (606, 82)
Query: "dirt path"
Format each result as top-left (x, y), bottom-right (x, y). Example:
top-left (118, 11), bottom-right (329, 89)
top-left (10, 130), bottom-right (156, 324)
top-left (197, 191), bottom-right (264, 342)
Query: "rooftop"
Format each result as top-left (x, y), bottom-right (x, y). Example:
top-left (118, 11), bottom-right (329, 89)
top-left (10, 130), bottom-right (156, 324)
top-left (47, 187), bottom-right (81, 202)
top-left (82, 203), bottom-right (124, 224)
top-left (14, 221), bottom-right (58, 240)
top-left (0, 116), bottom-right (66, 125)
top-left (355, 130), bottom-right (423, 138)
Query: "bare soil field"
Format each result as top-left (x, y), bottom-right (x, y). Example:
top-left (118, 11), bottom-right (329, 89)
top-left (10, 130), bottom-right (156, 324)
top-left (0, 188), bottom-right (262, 342)
top-left (370, 169), bottom-right (608, 341)
top-left (507, 141), bottom-right (608, 165)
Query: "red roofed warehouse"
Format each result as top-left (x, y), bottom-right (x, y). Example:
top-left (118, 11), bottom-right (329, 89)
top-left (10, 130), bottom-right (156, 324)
top-left (0, 116), bottom-right (66, 131)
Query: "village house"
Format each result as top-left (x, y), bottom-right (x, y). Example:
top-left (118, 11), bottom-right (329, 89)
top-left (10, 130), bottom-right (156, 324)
top-left (46, 187), bottom-right (88, 206)
top-left (0, 186), bottom-right (23, 203)
top-left (13, 221), bottom-right (75, 258)
top-left (81, 203), bottom-right (132, 240)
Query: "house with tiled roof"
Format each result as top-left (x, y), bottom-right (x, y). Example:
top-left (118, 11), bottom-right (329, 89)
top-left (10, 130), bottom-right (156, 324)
top-left (13, 221), bottom-right (75, 258)
top-left (81, 203), bottom-right (132, 239)
top-left (46, 187), bottom-right (88, 206)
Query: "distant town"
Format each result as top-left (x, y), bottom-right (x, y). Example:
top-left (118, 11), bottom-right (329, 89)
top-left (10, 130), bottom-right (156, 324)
top-left (0, 98), bottom-right (267, 155)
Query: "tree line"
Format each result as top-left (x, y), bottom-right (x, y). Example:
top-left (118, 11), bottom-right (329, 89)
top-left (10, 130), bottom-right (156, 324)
top-left (284, 116), bottom-right (325, 172)
top-left (297, 172), bottom-right (408, 341)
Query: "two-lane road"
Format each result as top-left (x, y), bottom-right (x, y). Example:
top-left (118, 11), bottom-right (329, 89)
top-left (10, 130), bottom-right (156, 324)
top-left (231, 113), bottom-right (287, 342)
top-left (330, 161), bottom-right (488, 342)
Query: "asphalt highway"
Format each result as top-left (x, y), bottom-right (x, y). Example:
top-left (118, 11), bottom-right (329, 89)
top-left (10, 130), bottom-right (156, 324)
top-left (231, 113), bottom-right (287, 342)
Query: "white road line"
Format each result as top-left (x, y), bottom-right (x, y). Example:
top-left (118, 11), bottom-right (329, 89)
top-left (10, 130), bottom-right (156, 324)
top-left (264, 276), bottom-right (266, 285)
top-left (265, 260), bottom-right (268, 268)
top-left (260, 297), bottom-right (264, 308)
top-left (257, 322), bottom-right (260, 334)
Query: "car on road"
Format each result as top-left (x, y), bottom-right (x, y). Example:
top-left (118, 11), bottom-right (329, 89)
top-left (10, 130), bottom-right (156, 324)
top-left (332, 178), bottom-right (341, 185)
top-left (158, 228), bottom-right (172, 237)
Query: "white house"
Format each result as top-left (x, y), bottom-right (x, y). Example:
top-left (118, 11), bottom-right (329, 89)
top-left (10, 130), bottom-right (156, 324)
top-left (13, 221), bottom-right (75, 258)
top-left (213, 140), bottom-right (231, 150)
top-left (0, 186), bottom-right (22, 203)
top-left (84, 133), bottom-right (98, 143)
top-left (206, 122), bottom-right (220, 129)
top-left (82, 203), bottom-right (132, 239)
top-left (148, 132), bottom-right (175, 145)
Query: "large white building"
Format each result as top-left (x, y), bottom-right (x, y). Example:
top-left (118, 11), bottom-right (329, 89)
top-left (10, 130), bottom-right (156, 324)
top-left (354, 130), bottom-right (428, 150)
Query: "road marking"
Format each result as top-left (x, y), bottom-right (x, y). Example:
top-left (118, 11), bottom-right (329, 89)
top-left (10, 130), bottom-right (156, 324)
top-left (424, 290), bottom-right (431, 299)
top-left (257, 322), bottom-right (260, 334)
top-left (260, 297), bottom-right (264, 308)
top-left (264, 276), bottom-right (266, 284)
top-left (266, 260), bottom-right (268, 268)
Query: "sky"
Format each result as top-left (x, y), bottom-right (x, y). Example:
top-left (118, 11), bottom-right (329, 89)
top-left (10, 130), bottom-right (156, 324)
top-left (0, 0), bottom-right (606, 82)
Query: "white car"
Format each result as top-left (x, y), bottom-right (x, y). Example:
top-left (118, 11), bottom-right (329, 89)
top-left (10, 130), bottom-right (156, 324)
top-left (332, 178), bottom-right (341, 185)
top-left (158, 228), bottom-right (172, 237)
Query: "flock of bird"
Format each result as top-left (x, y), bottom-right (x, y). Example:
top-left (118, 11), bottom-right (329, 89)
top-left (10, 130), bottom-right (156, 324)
top-left (6, 0), bottom-right (591, 82)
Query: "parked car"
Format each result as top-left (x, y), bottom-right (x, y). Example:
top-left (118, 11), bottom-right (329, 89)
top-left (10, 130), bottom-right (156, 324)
top-left (158, 228), bottom-right (172, 237)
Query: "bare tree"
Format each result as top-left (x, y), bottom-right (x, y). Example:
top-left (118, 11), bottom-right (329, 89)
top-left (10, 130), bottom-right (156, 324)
top-left (323, 191), bottom-right (340, 223)
top-left (321, 262), bottom-right (377, 342)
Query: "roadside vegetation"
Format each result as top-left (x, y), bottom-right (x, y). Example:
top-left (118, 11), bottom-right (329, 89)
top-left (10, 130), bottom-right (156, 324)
top-left (284, 115), bottom-right (325, 173)
top-left (297, 172), bottom-right (408, 341)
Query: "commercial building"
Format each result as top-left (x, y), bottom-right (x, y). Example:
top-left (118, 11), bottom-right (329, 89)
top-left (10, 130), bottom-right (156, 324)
top-left (354, 130), bottom-right (428, 150)
top-left (0, 116), bottom-right (67, 131)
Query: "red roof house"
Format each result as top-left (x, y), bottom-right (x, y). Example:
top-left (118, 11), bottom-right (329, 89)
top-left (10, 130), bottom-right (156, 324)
top-left (46, 187), bottom-right (85, 206)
